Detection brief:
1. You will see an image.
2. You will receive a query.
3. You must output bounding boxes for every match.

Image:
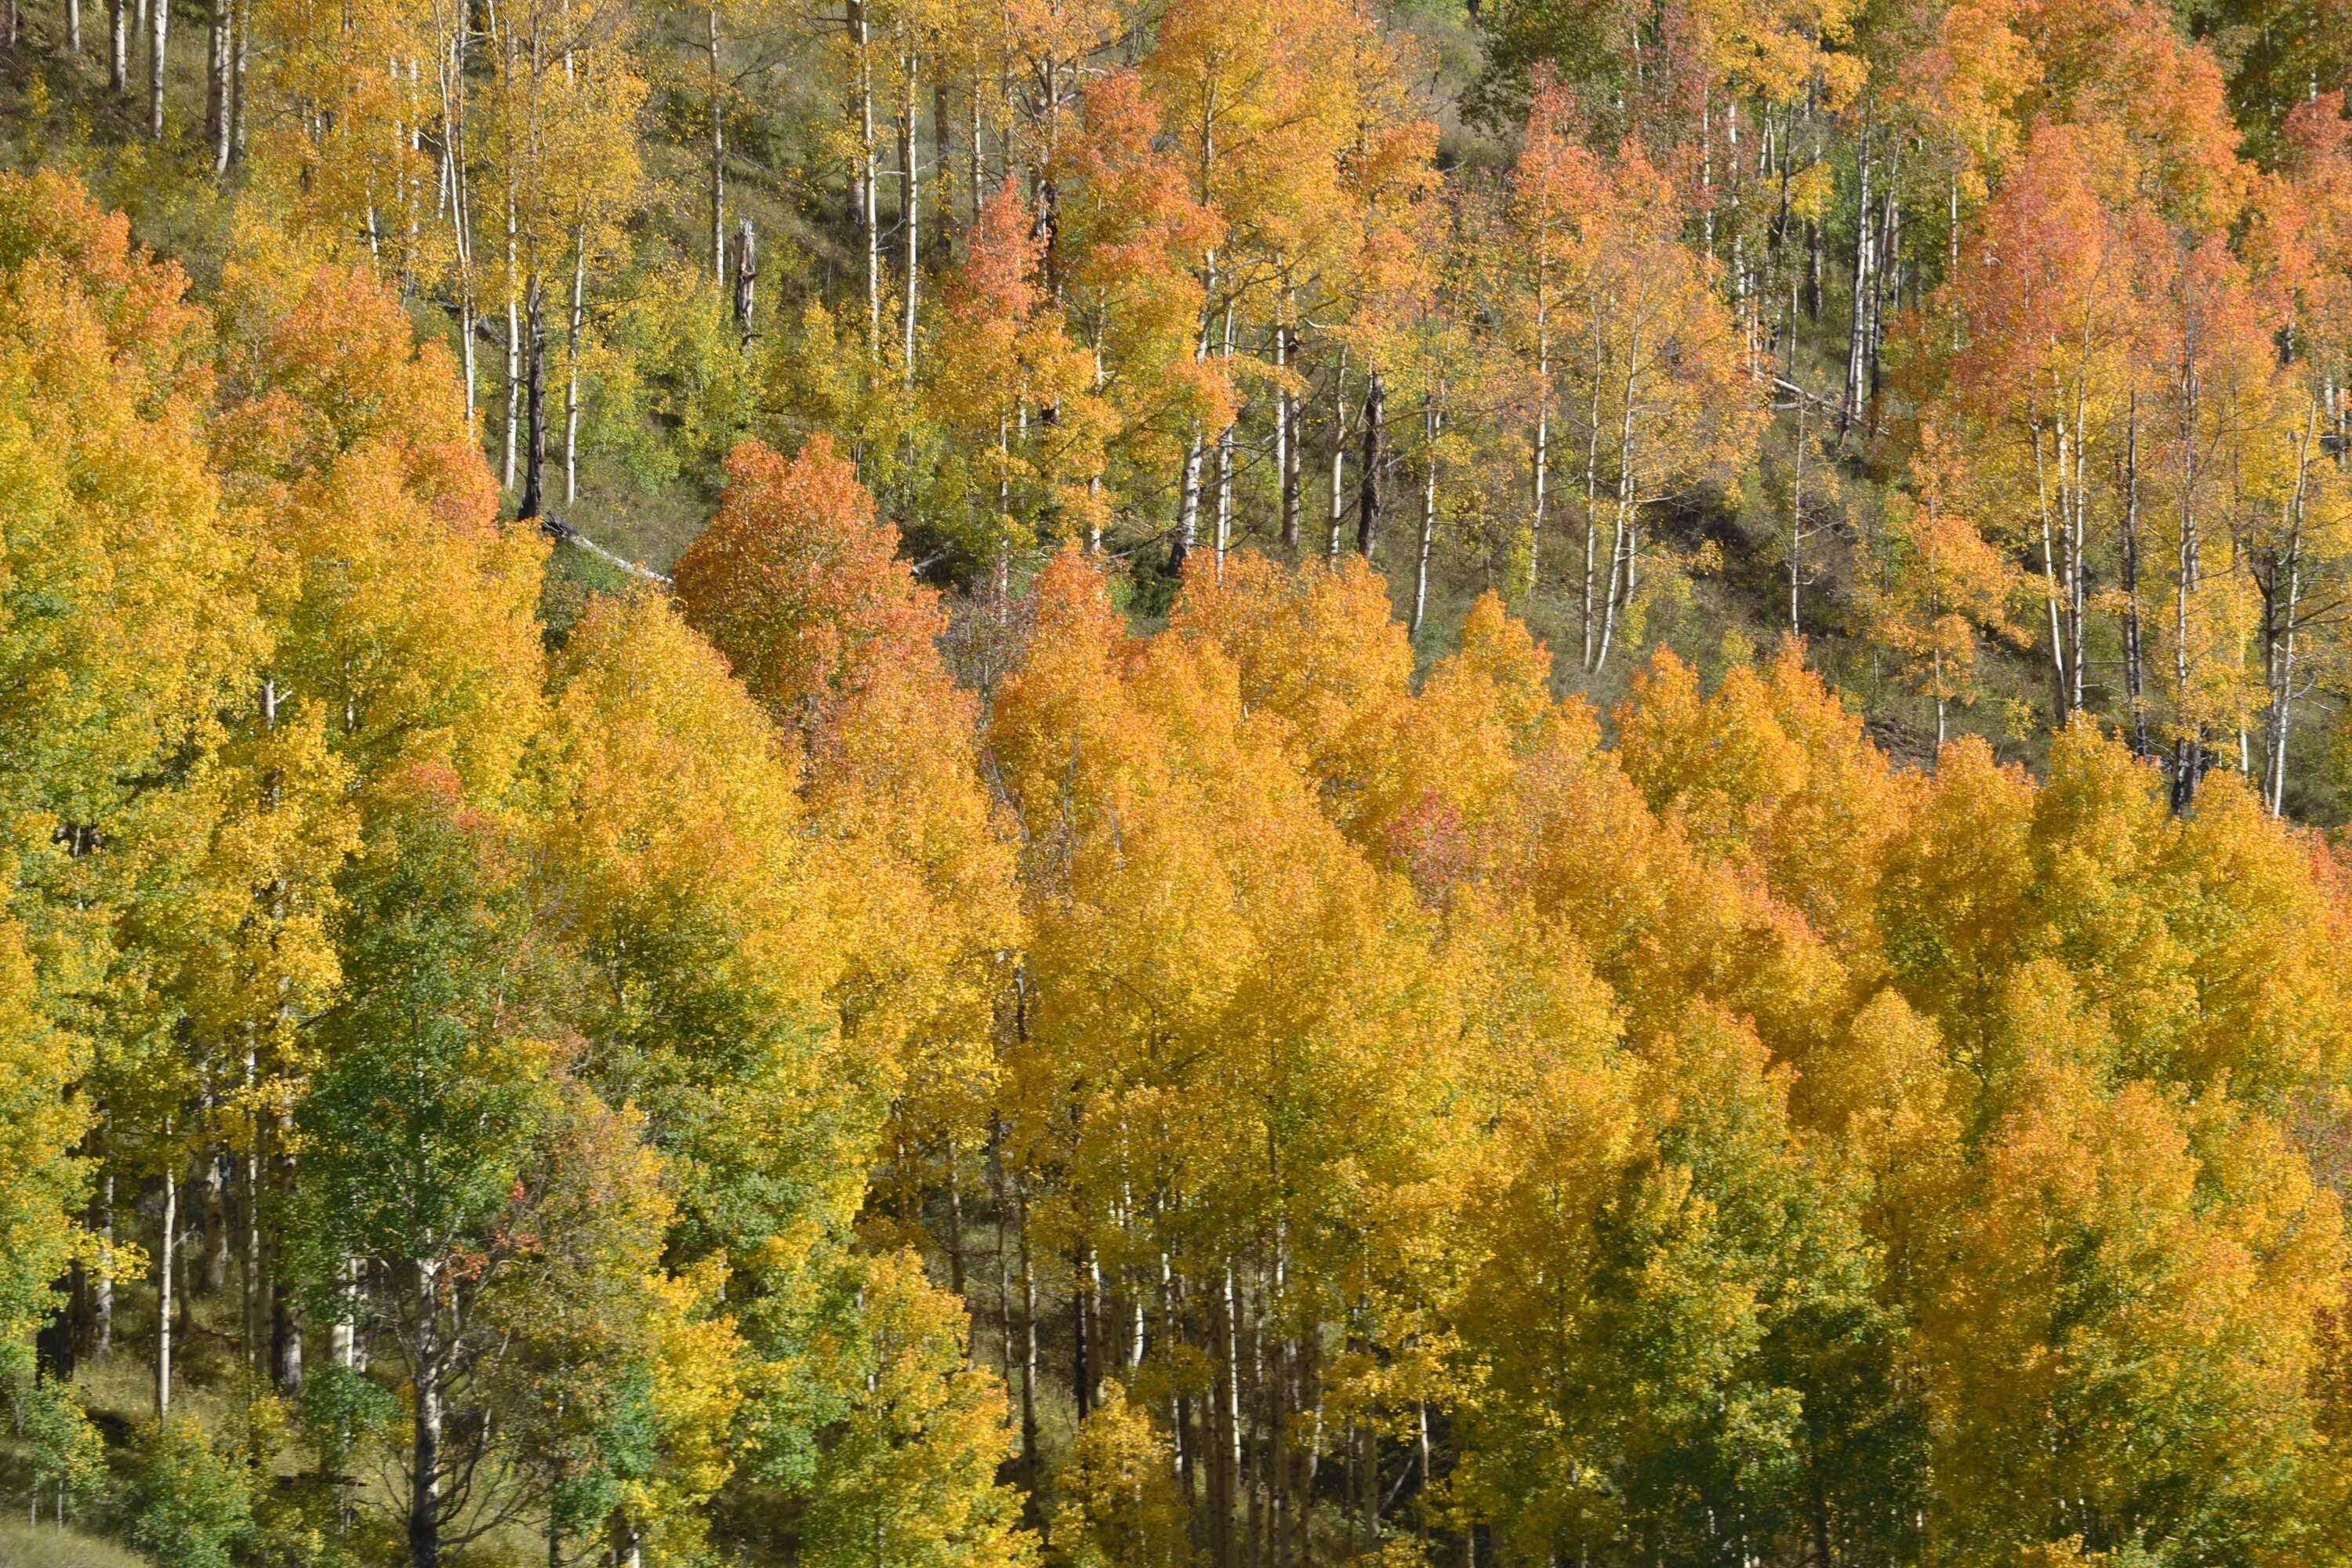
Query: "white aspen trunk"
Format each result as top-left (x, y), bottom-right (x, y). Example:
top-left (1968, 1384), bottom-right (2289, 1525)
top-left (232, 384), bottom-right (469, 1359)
top-left (1276, 289), bottom-right (1297, 554)
top-left (2033, 423), bottom-right (2067, 709)
top-left (410, 1264), bottom-right (443, 1568)
top-left (230, 0), bottom-right (248, 157)
top-left (1580, 310), bottom-right (1605, 667)
top-left (1214, 307), bottom-right (1236, 577)
top-left (968, 71), bottom-right (984, 229)
top-left (1529, 309), bottom-right (1549, 597)
top-left (503, 192), bottom-right (521, 492)
top-left (94, 1171), bottom-right (112, 1358)
top-left (2123, 393), bottom-right (2147, 755)
top-left (147, 0), bottom-right (166, 140)
top-left (707, 2), bottom-right (724, 285)
top-left (332, 1257), bottom-right (357, 1371)
top-left (851, 0), bottom-right (879, 361)
top-left (2173, 367), bottom-right (2202, 809)
top-left (155, 1164), bottom-right (176, 1420)
top-left (564, 228), bottom-right (586, 506)
top-left (1790, 397), bottom-right (1806, 631)
top-left (1843, 116), bottom-right (1873, 430)
top-left (209, 0), bottom-right (230, 173)
top-left (901, 48), bottom-right (919, 389)
top-left (1411, 401), bottom-right (1441, 637)
top-left (1592, 314), bottom-right (1642, 671)
top-left (2269, 404), bottom-right (2316, 815)
top-left (1327, 354), bottom-right (1348, 561)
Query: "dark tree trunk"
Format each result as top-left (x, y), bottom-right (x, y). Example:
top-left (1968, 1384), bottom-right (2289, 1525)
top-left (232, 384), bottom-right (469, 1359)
top-left (519, 278), bottom-right (546, 521)
top-left (1356, 372), bottom-right (1384, 560)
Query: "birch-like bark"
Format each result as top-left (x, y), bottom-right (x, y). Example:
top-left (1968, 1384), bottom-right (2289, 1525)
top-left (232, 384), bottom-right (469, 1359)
top-left (2266, 401), bottom-right (2317, 815)
top-left (564, 228), bottom-right (586, 506)
top-left (520, 272), bottom-right (546, 519)
top-left (93, 1171), bottom-right (112, 1358)
top-left (208, 0), bottom-right (230, 172)
top-left (1789, 397), bottom-right (1806, 631)
top-left (2031, 423), bottom-right (2067, 712)
top-left (155, 1163), bottom-right (176, 1419)
top-left (1842, 114), bottom-right (1873, 430)
top-left (2122, 393), bottom-right (2147, 755)
top-left (900, 48), bottom-right (919, 388)
top-left (2172, 363), bottom-right (2202, 812)
top-left (1214, 307), bottom-right (1236, 575)
top-left (147, 0), bottom-right (167, 140)
top-left (1529, 298), bottom-right (1550, 597)
top-left (409, 1264), bottom-right (444, 1568)
top-left (706, 2), bottom-right (725, 285)
top-left (503, 194), bottom-right (521, 492)
top-left (851, 0), bottom-right (879, 361)
top-left (1411, 400), bottom-right (1442, 637)
top-left (1593, 313), bottom-right (1642, 671)
top-left (1327, 353), bottom-right (1348, 560)
top-left (1276, 296), bottom-right (1298, 555)
top-left (1580, 310), bottom-right (1604, 666)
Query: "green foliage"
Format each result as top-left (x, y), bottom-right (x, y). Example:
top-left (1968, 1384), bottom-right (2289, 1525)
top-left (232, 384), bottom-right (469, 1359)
top-left (129, 1418), bottom-right (256, 1568)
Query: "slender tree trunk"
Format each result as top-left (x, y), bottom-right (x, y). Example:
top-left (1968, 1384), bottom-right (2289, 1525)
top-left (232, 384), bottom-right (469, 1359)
top-left (2122, 393), bottom-right (2147, 755)
top-left (67, 0), bottom-right (80, 53)
top-left (1790, 397), bottom-right (1806, 631)
top-left (1593, 316), bottom-right (1642, 671)
top-left (93, 1171), bottom-right (112, 1359)
top-left (933, 77), bottom-right (952, 263)
top-left (731, 216), bottom-right (757, 347)
top-left (851, 0), bottom-right (879, 360)
top-left (1174, 434), bottom-right (1205, 572)
top-left (1842, 115), bottom-right (1873, 430)
top-left (1869, 151), bottom-right (1898, 397)
top-left (241, 1092), bottom-right (263, 1377)
top-left (332, 1258), bottom-right (356, 1371)
top-left (900, 51), bottom-right (919, 388)
top-left (1411, 401), bottom-right (1442, 637)
top-left (968, 71), bottom-right (984, 229)
top-left (2172, 374), bottom-right (2201, 812)
top-left (2267, 402), bottom-right (2316, 815)
top-left (1806, 217), bottom-right (1821, 321)
top-left (1356, 372), bottom-right (1384, 560)
top-left (1276, 297), bottom-right (1298, 555)
top-left (2067, 392), bottom-right (2088, 711)
top-left (207, 0), bottom-right (229, 172)
top-left (410, 1266), bottom-right (442, 1568)
top-left (1073, 1242), bottom-right (1091, 1420)
top-left (1529, 309), bottom-right (1549, 597)
top-left (1327, 353), bottom-right (1348, 561)
top-left (154, 1164), bottom-right (176, 1420)
top-left (1017, 1190), bottom-right (1040, 1501)
top-left (110, 0), bottom-right (125, 92)
top-left (706, 2), bottom-right (724, 285)
top-left (1580, 313), bottom-right (1604, 666)
top-left (201, 1150), bottom-right (230, 1293)
top-left (2032, 423), bottom-right (2067, 713)
top-left (565, 229), bottom-right (586, 506)
top-left (503, 197), bottom-right (521, 492)
top-left (229, 0), bottom-right (246, 158)
top-left (520, 273), bottom-right (546, 519)
top-left (147, 0), bottom-right (166, 141)
top-left (1214, 307), bottom-right (1236, 576)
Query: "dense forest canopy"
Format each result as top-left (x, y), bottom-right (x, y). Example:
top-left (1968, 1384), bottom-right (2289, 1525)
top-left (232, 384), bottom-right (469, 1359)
top-left (10, 0), bottom-right (2352, 1565)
